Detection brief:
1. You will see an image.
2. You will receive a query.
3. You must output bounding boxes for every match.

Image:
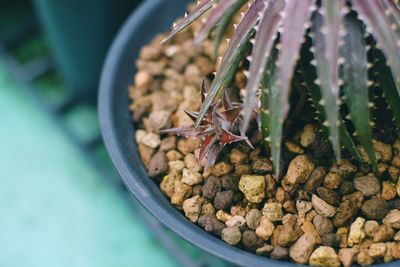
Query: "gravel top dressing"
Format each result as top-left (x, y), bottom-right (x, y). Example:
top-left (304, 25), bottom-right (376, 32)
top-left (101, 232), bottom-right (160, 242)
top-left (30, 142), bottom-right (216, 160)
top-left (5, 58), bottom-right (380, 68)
top-left (127, 17), bottom-right (400, 267)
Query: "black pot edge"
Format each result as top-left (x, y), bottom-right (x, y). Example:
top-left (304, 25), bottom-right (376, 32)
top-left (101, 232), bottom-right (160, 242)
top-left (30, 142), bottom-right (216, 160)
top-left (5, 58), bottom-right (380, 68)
top-left (98, 0), bottom-right (398, 266)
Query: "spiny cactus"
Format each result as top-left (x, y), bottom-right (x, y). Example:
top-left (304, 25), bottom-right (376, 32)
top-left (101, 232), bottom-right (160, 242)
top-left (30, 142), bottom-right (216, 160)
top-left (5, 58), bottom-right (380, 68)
top-left (163, 0), bottom-right (400, 174)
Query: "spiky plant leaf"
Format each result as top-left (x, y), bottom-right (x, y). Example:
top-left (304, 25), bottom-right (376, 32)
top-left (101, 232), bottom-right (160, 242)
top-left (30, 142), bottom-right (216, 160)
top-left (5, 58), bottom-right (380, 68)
top-left (261, 44), bottom-right (279, 145)
top-left (195, 0), bottom-right (247, 45)
top-left (162, 0), bottom-right (217, 43)
top-left (275, 0), bottom-right (313, 127)
top-left (261, 46), bottom-right (282, 175)
top-left (382, 0), bottom-right (400, 28)
top-left (310, 1), bottom-right (344, 159)
top-left (195, 0), bottom-right (264, 128)
top-left (241, 0), bottom-right (285, 132)
top-left (301, 72), bottom-right (363, 163)
top-left (341, 13), bottom-right (376, 167)
top-left (353, 0), bottom-right (400, 96)
top-left (212, 0), bottom-right (248, 59)
top-left (374, 49), bottom-right (400, 130)
top-left (300, 35), bottom-right (363, 163)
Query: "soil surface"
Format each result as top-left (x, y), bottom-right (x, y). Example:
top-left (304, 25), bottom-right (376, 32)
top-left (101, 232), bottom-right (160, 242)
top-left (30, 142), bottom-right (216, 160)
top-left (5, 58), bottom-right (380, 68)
top-left (128, 19), bottom-right (400, 267)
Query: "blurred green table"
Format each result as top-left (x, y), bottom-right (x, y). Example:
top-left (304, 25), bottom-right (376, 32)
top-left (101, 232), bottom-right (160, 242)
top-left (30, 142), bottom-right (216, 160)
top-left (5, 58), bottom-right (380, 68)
top-left (0, 62), bottom-right (178, 267)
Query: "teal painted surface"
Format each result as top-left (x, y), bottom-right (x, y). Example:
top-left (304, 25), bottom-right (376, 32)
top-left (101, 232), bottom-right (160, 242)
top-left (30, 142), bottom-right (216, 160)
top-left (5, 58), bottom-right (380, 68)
top-left (0, 62), bottom-right (178, 267)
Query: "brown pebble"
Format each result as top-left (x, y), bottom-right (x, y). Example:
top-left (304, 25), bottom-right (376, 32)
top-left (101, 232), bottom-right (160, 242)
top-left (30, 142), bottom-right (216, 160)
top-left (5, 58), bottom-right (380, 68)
top-left (202, 176), bottom-right (221, 200)
top-left (252, 158), bottom-right (273, 174)
top-left (235, 164), bottom-right (251, 176)
top-left (242, 230), bottom-right (264, 251)
top-left (220, 175), bottom-right (239, 191)
top-left (354, 173), bottom-right (381, 197)
top-left (304, 167), bottom-right (326, 193)
top-left (256, 244), bottom-right (274, 256)
top-left (321, 233), bottom-right (340, 247)
top-left (245, 209), bottom-right (262, 230)
top-left (361, 198), bottom-right (390, 220)
top-left (198, 215), bottom-right (225, 236)
top-left (148, 151), bottom-right (168, 177)
top-left (270, 246), bottom-right (289, 260)
top-left (213, 191), bottom-right (234, 211)
top-left (265, 174), bottom-right (277, 198)
top-left (138, 143), bottom-right (154, 168)
top-left (338, 180), bottom-right (355, 195)
top-left (317, 186), bottom-right (341, 207)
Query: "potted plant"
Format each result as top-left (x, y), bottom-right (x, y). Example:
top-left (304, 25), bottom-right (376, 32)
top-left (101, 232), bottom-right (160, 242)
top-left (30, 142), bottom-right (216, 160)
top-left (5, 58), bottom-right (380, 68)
top-left (99, 0), bottom-right (400, 266)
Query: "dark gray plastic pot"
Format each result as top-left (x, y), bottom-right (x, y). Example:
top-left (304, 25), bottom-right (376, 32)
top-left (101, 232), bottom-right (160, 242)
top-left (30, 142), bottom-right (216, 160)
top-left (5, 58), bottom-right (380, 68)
top-left (98, 0), bottom-right (398, 266)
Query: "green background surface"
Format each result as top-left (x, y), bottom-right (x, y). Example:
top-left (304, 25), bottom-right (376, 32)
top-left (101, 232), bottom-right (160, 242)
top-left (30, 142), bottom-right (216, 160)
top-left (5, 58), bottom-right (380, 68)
top-left (0, 62), bottom-right (179, 267)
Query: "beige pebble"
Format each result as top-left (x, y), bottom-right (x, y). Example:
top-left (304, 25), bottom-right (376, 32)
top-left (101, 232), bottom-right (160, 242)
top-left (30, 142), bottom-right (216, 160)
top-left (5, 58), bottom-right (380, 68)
top-left (312, 194), bottom-right (338, 218)
top-left (348, 217), bottom-right (366, 247)
top-left (309, 246), bottom-right (340, 267)
top-left (323, 172), bottom-right (342, 190)
top-left (229, 148), bottom-right (248, 165)
top-left (289, 234), bottom-right (316, 264)
top-left (301, 220), bottom-right (321, 244)
top-left (201, 202), bottom-right (215, 216)
top-left (262, 202), bottom-right (283, 222)
top-left (184, 153), bottom-right (201, 172)
top-left (216, 210), bottom-right (231, 222)
top-left (239, 175), bottom-right (266, 204)
top-left (357, 248), bottom-right (375, 265)
top-left (210, 161), bottom-right (232, 177)
top-left (148, 110), bottom-right (171, 132)
top-left (171, 180), bottom-right (192, 207)
top-left (285, 141), bottom-right (304, 154)
top-left (135, 70), bottom-right (151, 87)
top-left (141, 132), bottom-right (161, 148)
top-left (225, 215), bottom-right (246, 227)
top-left (368, 243), bottom-right (386, 258)
top-left (383, 209), bottom-right (400, 229)
top-left (364, 220), bottom-right (379, 237)
top-left (168, 160), bottom-right (185, 173)
top-left (382, 181), bottom-right (397, 200)
top-left (166, 150), bottom-right (183, 161)
top-left (183, 195), bottom-right (203, 222)
top-left (221, 226), bottom-right (242, 245)
top-left (284, 155), bottom-right (315, 185)
top-left (384, 242), bottom-right (395, 262)
top-left (338, 248), bottom-right (358, 267)
top-left (255, 216), bottom-right (275, 240)
top-left (181, 168), bottom-right (203, 185)
top-left (374, 225), bottom-right (395, 242)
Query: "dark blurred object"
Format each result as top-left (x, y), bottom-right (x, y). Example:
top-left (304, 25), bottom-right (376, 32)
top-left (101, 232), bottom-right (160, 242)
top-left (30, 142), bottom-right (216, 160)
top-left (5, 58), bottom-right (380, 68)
top-left (33, 0), bottom-right (142, 101)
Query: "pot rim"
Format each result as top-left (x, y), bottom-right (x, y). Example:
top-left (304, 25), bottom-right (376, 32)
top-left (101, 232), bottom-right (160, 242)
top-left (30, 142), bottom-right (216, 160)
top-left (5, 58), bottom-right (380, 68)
top-left (98, 0), bottom-right (398, 266)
